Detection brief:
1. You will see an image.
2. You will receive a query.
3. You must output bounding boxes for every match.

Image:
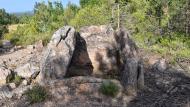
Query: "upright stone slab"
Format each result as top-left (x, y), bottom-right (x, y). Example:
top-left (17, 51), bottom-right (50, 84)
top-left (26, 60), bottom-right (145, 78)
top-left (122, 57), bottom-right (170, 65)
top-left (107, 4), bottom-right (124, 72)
top-left (115, 29), bottom-right (144, 95)
top-left (121, 58), bottom-right (138, 95)
top-left (80, 25), bottom-right (118, 76)
top-left (39, 26), bottom-right (76, 84)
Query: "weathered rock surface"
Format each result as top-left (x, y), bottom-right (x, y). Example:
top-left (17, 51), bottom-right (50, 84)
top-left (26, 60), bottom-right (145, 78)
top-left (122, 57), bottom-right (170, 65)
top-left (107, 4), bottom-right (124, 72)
top-left (2, 40), bottom-right (12, 49)
top-left (38, 26), bottom-right (76, 83)
top-left (153, 58), bottom-right (168, 72)
top-left (15, 63), bottom-right (40, 79)
top-left (80, 26), bottom-right (139, 77)
top-left (114, 29), bottom-right (144, 95)
top-left (121, 58), bottom-right (138, 95)
top-left (0, 67), bottom-right (12, 85)
top-left (0, 85), bottom-right (13, 100)
top-left (80, 25), bottom-right (118, 76)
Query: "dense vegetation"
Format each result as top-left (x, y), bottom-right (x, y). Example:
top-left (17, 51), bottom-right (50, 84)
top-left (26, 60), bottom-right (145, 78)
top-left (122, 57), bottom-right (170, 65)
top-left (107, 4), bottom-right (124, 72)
top-left (1, 0), bottom-right (190, 63)
top-left (0, 9), bottom-right (19, 38)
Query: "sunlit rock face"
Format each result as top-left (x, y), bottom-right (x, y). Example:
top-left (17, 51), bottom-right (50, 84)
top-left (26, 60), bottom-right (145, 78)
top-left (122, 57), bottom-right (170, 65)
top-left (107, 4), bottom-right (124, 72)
top-left (39, 26), bottom-right (93, 83)
top-left (80, 25), bottom-right (138, 77)
top-left (39, 26), bottom-right (76, 83)
top-left (80, 25), bottom-right (117, 76)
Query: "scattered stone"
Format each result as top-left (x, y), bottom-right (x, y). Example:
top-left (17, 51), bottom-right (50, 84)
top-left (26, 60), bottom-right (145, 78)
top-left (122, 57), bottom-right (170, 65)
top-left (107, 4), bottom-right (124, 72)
top-left (2, 40), bottom-right (12, 49)
top-left (21, 80), bottom-right (28, 86)
top-left (35, 40), bottom-right (44, 52)
top-left (15, 63), bottom-right (40, 79)
top-left (27, 45), bottom-right (35, 50)
top-left (153, 58), bottom-right (167, 72)
top-left (0, 85), bottom-right (13, 100)
top-left (0, 67), bottom-right (12, 85)
top-left (8, 83), bottom-right (16, 89)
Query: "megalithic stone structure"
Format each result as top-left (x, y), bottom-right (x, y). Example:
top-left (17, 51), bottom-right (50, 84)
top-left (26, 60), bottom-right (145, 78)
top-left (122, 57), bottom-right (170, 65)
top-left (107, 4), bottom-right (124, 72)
top-left (38, 26), bottom-right (76, 84)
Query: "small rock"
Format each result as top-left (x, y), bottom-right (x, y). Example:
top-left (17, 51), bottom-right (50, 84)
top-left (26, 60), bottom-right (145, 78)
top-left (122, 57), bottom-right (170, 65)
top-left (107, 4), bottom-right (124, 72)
top-left (0, 85), bottom-right (13, 100)
top-left (0, 67), bottom-right (12, 85)
top-left (153, 58), bottom-right (167, 72)
top-left (27, 45), bottom-right (35, 50)
top-left (15, 63), bottom-right (40, 79)
top-left (35, 40), bottom-right (44, 52)
top-left (8, 83), bottom-right (16, 89)
top-left (10, 48), bottom-right (15, 53)
top-left (21, 80), bottom-right (28, 86)
top-left (2, 40), bottom-right (12, 49)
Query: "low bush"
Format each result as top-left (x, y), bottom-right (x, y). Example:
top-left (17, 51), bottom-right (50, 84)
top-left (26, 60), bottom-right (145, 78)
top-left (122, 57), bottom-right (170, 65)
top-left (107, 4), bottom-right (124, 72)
top-left (13, 75), bottom-right (22, 86)
top-left (25, 85), bottom-right (47, 104)
top-left (100, 80), bottom-right (119, 97)
top-left (6, 74), bottom-right (22, 86)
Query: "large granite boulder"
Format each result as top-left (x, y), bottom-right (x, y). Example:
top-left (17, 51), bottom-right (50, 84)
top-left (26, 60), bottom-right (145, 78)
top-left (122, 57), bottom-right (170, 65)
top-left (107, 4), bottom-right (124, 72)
top-left (80, 26), bottom-right (138, 77)
top-left (39, 26), bottom-right (76, 83)
top-left (80, 25), bottom-right (118, 76)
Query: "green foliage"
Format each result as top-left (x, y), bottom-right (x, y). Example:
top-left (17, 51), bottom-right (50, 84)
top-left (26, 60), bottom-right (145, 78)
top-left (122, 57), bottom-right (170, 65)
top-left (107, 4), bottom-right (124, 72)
top-left (13, 75), bottom-right (22, 86)
top-left (100, 81), bottom-right (119, 97)
top-left (133, 32), bottom-right (190, 65)
top-left (4, 1), bottom-right (80, 45)
top-left (0, 25), bottom-right (8, 38)
top-left (6, 74), bottom-right (22, 86)
top-left (0, 9), bottom-right (19, 38)
top-left (71, 0), bottom-right (112, 28)
top-left (25, 85), bottom-right (47, 104)
top-left (80, 0), bottom-right (103, 7)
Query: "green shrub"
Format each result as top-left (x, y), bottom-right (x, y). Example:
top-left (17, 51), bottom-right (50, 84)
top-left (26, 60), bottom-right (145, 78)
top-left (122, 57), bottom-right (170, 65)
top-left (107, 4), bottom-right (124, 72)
top-left (100, 80), bottom-right (119, 97)
top-left (25, 85), bottom-right (47, 104)
top-left (13, 75), bottom-right (22, 86)
top-left (6, 74), bottom-right (22, 86)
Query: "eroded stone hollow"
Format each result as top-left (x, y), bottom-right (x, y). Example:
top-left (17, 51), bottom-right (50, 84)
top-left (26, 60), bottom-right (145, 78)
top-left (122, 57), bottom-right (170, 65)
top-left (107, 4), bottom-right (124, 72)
top-left (65, 32), bottom-right (93, 77)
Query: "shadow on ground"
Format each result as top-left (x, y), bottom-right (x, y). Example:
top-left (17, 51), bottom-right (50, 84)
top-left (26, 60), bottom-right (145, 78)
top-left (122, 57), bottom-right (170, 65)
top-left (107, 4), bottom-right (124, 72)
top-left (128, 67), bottom-right (190, 107)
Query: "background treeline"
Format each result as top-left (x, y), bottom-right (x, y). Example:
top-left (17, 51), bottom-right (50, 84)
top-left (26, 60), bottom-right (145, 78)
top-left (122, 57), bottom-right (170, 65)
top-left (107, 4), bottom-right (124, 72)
top-left (1, 0), bottom-right (190, 63)
top-left (0, 9), bottom-right (19, 38)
